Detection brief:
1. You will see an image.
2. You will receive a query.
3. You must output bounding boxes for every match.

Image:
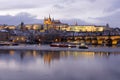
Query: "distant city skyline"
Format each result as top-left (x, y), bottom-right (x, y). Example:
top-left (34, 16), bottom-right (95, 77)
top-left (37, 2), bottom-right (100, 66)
top-left (0, 0), bottom-right (119, 27)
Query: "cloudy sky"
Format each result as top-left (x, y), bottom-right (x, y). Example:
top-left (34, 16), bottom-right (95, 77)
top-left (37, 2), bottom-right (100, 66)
top-left (0, 0), bottom-right (120, 27)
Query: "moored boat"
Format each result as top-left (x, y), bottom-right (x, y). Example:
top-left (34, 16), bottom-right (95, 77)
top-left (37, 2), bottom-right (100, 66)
top-left (79, 43), bottom-right (88, 49)
top-left (0, 42), bottom-right (19, 46)
top-left (50, 42), bottom-right (77, 48)
top-left (50, 43), bottom-right (61, 47)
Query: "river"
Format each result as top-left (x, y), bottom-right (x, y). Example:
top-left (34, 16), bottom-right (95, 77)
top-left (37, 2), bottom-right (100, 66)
top-left (0, 49), bottom-right (120, 80)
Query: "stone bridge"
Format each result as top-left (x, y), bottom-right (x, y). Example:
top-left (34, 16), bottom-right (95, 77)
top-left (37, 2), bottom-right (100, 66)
top-left (63, 35), bottom-right (120, 45)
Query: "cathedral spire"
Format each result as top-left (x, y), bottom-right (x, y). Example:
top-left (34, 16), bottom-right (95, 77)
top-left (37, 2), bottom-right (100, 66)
top-left (48, 14), bottom-right (51, 21)
top-left (49, 14), bottom-right (51, 19)
top-left (75, 21), bottom-right (78, 26)
top-left (52, 17), bottom-right (54, 21)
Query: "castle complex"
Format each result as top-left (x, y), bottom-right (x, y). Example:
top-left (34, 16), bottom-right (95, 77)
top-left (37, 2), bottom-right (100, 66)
top-left (44, 15), bottom-right (61, 25)
top-left (43, 15), bottom-right (69, 31)
top-left (43, 15), bottom-right (110, 32)
top-left (0, 15), bottom-right (110, 32)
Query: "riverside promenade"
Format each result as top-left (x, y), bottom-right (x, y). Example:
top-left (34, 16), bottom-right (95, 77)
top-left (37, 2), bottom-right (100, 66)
top-left (0, 45), bottom-right (120, 52)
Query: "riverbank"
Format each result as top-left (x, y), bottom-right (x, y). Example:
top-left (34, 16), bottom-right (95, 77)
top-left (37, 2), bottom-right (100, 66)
top-left (0, 45), bottom-right (120, 52)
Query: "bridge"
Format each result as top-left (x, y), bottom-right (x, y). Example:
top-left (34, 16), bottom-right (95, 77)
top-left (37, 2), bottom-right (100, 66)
top-left (60, 35), bottom-right (120, 45)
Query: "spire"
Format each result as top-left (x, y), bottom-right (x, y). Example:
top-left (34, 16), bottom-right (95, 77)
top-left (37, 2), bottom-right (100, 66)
top-left (49, 14), bottom-right (51, 19)
top-left (44, 17), bottom-right (46, 19)
top-left (20, 21), bottom-right (25, 30)
top-left (48, 14), bottom-right (51, 21)
top-left (106, 23), bottom-right (109, 28)
top-left (75, 21), bottom-right (78, 26)
top-left (52, 17), bottom-right (54, 21)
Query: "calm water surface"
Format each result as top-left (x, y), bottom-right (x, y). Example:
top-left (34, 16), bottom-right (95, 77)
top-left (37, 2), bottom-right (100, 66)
top-left (0, 50), bottom-right (120, 80)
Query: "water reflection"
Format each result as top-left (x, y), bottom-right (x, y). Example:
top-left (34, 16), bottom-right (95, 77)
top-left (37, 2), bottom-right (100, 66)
top-left (0, 50), bottom-right (120, 80)
top-left (0, 50), bottom-right (119, 64)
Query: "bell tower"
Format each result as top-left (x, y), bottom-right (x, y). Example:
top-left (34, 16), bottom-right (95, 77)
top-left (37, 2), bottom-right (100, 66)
top-left (44, 14), bottom-right (52, 25)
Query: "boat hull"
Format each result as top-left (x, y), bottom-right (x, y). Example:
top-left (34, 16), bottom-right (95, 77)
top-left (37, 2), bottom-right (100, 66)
top-left (50, 43), bottom-right (77, 48)
top-left (79, 46), bottom-right (88, 49)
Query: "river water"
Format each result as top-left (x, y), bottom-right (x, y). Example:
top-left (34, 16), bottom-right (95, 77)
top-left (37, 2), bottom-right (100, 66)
top-left (0, 49), bottom-right (120, 80)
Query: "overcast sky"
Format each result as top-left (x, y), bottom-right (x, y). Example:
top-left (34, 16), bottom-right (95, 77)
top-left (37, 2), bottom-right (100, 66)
top-left (0, 0), bottom-right (120, 27)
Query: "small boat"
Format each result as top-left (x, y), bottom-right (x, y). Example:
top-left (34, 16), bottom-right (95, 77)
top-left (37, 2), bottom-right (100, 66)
top-left (79, 43), bottom-right (88, 49)
top-left (50, 43), bottom-right (61, 47)
top-left (0, 42), bottom-right (19, 46)
top-left (65, 43), bottom-right (76, 48)
top-left (50, 42), bottom-right (77, 48)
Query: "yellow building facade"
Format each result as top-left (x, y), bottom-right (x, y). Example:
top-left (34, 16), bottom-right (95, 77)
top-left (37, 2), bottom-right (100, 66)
top-left (6, 25), bottom-right (16, 30)
top-left (44, 17), bottom-right (53, 25)
top-left (43, 15), bottom-right (69, 31)
top-left (25, 24), bottom-right (43, 30)
top-left (70, 25), bottom-right (105, 32)
top-left (43, 15), bottom-right (109, 32)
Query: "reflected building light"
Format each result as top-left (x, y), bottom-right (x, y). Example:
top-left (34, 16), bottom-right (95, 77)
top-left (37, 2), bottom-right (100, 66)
top-left (9, 50), bottom-right (15, 56)
top-left (94, 52), bottom-right (111, 57)
top-left (25, 51), bottom-right (33, 57)
top-left (78, 52), bottom-right (95, 58)
top-left (67, 52), bottom-right (71, 56)
top-left (33, 50), bottom-right (37, 57)
top-left (59, 51), bottom-right (95, 58)
top-left (43, 54), bottom-right (52, 65)
top-left (60, 53), bottom-right (65, 57)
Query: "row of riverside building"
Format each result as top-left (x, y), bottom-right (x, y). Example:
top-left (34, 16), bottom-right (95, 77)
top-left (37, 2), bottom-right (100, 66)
top-left (0, 15), bottom-right (111, 32)
top-left (0, 15), bottom-right (118, 44)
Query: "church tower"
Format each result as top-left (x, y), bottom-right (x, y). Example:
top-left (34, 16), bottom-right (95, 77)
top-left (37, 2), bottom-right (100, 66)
top-left (75, 21), bottom-right (78, 26)
top-left (44, 14), bottom-right (52, 25)
top-left (43, 15), bottom-right (53, 30)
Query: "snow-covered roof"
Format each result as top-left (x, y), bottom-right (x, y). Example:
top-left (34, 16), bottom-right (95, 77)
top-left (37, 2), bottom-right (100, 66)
top-left (0, 30), bottom-right (8, 32)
